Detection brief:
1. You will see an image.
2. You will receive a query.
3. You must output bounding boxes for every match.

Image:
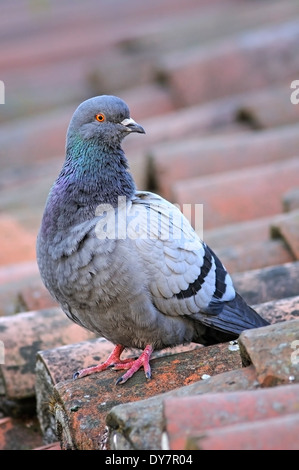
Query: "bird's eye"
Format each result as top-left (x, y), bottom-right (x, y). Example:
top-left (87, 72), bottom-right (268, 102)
top-left (95, 113), bottom-right (105, 122)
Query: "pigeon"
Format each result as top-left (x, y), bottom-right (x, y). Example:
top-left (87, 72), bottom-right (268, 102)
top-left (37, 95), bottom-right (269, 384)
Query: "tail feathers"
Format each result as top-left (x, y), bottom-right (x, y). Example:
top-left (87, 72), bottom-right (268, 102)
top-left (201, 292), bottom-right (269, 336)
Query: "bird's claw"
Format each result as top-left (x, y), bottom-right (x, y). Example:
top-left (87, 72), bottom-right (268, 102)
top-left (115, 369), bottom-right (152, 385)
top-left (116, 376), bottom-right (125, 385)
top-left (73, 371), bottom-right (80, 379)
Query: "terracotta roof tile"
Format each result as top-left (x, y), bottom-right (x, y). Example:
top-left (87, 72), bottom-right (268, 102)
top-left (212, 239), bottom-right (293, 274)
top-left (150, 123), bottom-right (299, 200)
top-left (239, 319), bottom-right (299, 386)
top-left (106, 319), bottom-right (298, 450)
top-left (0, 215), bottom-right (36, 266)
top-left (160, 21), bottom-right (299, 106)
top-left (234, 85), bottom-right (299, 129)
top-left (172, 157), bottom-right (299, 229)
top-left (232, 261), bottom-right (299, 305)
top-left (0, 308), bottom-right (95, 401)
top-left (0, 274), bottom-right (56, 317)
top-left (0, 261), bottom-right (38, 285)
top-left (1, 0), bottom-right (299, 451)
top-left (185, 413), bottom-right (299, 450)
top-left (0, 416), bottom-right (43, 450)
top-left (0, 278), bottom-right (292, 408)
top-left (51, 341), bottom-right (243, 450)
top-left (204, 214), bottom-right (274, 249)
top-left (283, 187), bottom-right (299, 212)
top-left (163, 384), bottom-right (299, 450)
top-left (271, 210), bottom-right (299, 260)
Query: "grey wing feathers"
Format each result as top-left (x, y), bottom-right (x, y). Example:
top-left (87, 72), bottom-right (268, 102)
top-left (129, 191), bottom-right (236, 313)
top-left (202, 293), bottom-right (269, 334)
top-left (129, 191), bottom-right (269, 336)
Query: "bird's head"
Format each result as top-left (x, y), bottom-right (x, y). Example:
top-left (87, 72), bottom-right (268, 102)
top-left (67, 95), bottom-right (145, 148)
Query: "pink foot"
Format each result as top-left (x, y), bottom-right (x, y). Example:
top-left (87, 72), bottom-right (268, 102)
top-left (115, 344), bottom-right (153, 385)
top-left (73, 344), bottom-right (153, 385)
top-left (73, 344), bottom-right (126, 378)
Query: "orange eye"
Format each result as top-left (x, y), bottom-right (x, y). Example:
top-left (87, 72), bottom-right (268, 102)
top-left (95, 113), bottom-right (105, 122)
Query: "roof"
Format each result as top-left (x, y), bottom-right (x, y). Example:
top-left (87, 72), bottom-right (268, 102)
top-left (0, 0), bottom-right (299, 450)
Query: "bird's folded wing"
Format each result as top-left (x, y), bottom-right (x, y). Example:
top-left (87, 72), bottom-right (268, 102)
top-left (128, 192), bottom-right (235, 318)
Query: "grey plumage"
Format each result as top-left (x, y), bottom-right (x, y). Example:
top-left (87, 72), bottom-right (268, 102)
top-left (37, 95), bottom-right (269, 384)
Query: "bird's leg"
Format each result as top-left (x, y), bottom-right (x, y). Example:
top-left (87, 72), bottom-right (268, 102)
top-left (73, 344), bottom-right (128, 379)
top-left (115, 344), bottom-right (153, 385)
top-left (73, 344), bottom-right (153, 384)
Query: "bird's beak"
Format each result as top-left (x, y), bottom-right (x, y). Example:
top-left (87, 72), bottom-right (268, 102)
top-left (121, 117), bottom-right (146, 134)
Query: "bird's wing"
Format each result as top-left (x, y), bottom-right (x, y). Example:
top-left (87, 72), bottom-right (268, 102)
top-left (126, 191), bottom-right (237, 325)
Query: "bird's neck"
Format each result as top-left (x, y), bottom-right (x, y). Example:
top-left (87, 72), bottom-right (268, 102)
top-left (41, 136), bottom-right (136, 233)
top-left (65, 135), bottom-right (136, 205)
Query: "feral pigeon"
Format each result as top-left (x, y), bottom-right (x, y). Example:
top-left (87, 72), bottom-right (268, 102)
top-left (36, 95), bottom-right (269, 384)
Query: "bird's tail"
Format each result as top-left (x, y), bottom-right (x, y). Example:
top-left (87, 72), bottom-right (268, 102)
top-left (202, 292), bottom-right (269, 336)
